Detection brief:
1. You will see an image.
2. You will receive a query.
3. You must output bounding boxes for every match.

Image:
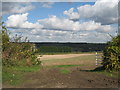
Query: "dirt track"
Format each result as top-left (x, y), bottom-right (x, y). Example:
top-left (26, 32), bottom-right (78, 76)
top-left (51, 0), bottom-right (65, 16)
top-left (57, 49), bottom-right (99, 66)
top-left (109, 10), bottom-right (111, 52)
top-left (3, 53), bottom-right (119, 88)
top-left (5, 66), bottom-right (119, 88)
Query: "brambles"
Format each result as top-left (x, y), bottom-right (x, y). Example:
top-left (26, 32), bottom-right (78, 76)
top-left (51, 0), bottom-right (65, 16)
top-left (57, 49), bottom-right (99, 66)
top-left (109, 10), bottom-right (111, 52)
top-left (1, 22), bottom-right (41, 66)
top-left (102, 35), bottom-right (120, 71)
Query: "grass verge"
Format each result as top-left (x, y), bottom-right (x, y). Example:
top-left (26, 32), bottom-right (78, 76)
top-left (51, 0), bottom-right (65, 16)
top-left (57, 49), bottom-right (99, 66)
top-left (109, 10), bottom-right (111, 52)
top-left (44, 64), bottom-right (85, 69)
top-left (51, 64), bottom-right (84, 68)
top-left (2, 65), bottom-right (40, 86)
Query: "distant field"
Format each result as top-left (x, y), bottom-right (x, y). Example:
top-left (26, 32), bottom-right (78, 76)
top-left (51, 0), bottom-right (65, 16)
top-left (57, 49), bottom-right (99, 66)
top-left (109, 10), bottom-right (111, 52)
top-left (39, 53), bottom-right (96, 66)
top-left (37, 51), bottom-right (96, 55)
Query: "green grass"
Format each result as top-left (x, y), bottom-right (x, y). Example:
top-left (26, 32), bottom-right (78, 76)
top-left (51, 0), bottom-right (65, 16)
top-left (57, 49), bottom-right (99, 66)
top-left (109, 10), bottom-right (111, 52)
top-left (11, 65), bottom-right (40, 72)
top-left (50, 64), bottom-right (84, 68)
top-left (0, 71), bottom-right (2, 84)
top-left (2, 65), bottom-right (40, 86)
top-left (59, 69), bottom-right (71, 74)
top-left (2, 71), bottom-right (23, 85)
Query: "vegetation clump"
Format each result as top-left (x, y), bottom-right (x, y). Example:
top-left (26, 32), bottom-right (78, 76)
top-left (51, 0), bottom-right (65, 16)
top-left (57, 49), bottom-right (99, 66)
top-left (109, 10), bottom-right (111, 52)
top-left (102, 35), bottom-right (120, 71)
top-left (1, 22), bottom-right (41, 67)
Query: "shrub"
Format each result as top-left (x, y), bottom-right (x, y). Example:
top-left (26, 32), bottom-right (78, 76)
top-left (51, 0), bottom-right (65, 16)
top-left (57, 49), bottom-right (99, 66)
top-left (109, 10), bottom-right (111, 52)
top-left (1, 22), bottom-right (41, 66)
top-left (102, 35), bottom-right (120, 71)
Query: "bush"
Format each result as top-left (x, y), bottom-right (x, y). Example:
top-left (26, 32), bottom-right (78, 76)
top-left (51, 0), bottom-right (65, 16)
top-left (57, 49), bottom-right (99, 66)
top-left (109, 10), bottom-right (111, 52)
top-left (102, 35), bottom-right (120, 71)
top-left (1, 22), bottom-right (41, 67)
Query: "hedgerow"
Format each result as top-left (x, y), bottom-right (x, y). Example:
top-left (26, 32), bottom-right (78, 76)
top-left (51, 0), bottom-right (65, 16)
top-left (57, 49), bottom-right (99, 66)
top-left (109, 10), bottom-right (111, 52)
top-left (102, 35), bottom-right (120, 71)
top-left (1, 22), bottom-right (41, 67)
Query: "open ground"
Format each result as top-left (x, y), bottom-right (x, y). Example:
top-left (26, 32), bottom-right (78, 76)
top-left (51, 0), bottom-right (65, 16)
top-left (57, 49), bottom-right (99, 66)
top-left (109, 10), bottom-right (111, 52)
top-left (3, 53), bottom-right (119, 88)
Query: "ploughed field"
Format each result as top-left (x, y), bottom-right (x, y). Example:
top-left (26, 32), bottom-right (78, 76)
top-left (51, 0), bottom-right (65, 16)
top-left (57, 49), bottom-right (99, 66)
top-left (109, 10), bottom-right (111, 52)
top-left (3, 53), bottom-right (119, 88)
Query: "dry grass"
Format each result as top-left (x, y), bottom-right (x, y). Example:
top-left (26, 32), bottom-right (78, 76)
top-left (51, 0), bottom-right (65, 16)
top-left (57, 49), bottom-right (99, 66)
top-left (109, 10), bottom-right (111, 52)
top-left (39, 53), bottom-right (96, 66)
top-left (40, 53), bottom-right (95, 60)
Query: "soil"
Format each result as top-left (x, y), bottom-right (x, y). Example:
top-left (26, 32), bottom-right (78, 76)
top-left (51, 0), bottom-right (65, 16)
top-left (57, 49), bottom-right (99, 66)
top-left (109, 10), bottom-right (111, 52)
top-left (3, 66), bottom-right (119, 88)
top-left (3, 54), bottom-right (119, 88)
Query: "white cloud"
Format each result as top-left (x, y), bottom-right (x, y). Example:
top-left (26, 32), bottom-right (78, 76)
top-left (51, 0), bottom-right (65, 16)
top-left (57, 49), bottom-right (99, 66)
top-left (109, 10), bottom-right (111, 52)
top-left (5, 1), bottom-right (118, 43)
top-left (38, 15), bottom-right (81, 31)
top-left (40, 2), bottom-right (54, 8)
top-left (64, 0), bottom-right (118, 25)
top-left (6, 13), bottom-right (43, 29)
top-left (9, 27), bottom-right (115, 43)
top-left (38, 15), bottom-right (114, 33)
top-left (2, 2), bottom-right (34, 15)
top-left (78, 0), bottom-right (118, 25)
top-left (2, 2), bottom-right (54, 16)
top-left (64, 8), bottom-right (80, 20)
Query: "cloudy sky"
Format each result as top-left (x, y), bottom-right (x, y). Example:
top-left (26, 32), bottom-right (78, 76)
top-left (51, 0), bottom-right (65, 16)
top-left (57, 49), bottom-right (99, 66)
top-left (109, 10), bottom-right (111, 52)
top-left (2, 0), bottom-right (119, 43)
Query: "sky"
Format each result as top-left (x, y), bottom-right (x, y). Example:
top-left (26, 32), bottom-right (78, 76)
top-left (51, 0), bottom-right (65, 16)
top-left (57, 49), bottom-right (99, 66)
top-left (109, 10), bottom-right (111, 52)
top-left (2, 0), bottom-right (119, 43)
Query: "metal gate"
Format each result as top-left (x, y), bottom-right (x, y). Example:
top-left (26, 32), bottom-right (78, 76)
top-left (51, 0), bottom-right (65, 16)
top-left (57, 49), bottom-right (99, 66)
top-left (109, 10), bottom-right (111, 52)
top-left (95, 51), bottom-right (103, 66)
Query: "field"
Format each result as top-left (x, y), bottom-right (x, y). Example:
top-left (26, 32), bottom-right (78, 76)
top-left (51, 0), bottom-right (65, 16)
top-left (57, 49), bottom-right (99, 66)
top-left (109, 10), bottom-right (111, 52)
top-left (3, 53), bottom-right (119, 88)
top-left (40, 53), bottom-right (95, 66)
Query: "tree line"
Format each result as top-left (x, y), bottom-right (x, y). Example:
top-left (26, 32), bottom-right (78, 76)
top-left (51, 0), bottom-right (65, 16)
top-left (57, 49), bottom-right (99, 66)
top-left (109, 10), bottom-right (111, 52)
top-left (34, 42), bottom-right (107, 53)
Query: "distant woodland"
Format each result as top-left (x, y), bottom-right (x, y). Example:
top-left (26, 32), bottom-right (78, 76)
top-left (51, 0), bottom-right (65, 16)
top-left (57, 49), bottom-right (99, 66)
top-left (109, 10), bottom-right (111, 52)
top-left (33, 42), bottom-right (107, 53)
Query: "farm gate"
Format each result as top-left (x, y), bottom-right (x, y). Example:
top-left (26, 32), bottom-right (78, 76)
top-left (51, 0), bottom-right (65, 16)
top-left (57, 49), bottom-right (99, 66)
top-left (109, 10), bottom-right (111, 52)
top-left (95, 51), bottom-right (103, 66)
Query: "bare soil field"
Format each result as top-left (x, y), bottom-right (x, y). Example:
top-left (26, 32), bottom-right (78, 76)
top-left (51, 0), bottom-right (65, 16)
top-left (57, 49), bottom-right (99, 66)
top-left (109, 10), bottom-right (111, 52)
top-left (3, 53), bottom-right (119, 88)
